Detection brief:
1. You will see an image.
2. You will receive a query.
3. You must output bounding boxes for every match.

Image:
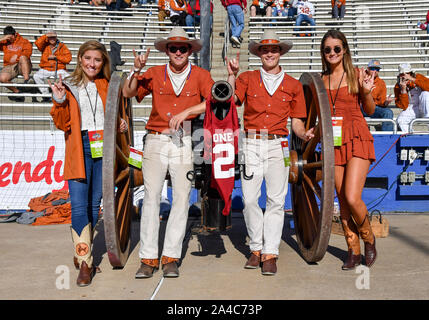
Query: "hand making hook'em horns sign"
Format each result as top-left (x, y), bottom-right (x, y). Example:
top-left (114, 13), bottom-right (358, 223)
top-left (226, 51), bottom-right (240, 77)
top-left (359, 67), bottom-right (376, 95)
top-left (132, 48), bottom-right (150, 72)
top-left (48, 74), bottom-right (66, 101)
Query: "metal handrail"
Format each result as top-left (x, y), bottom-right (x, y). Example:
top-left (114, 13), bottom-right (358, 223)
top-left (409, 118), bottom-right (429, 133)
top-left (222, 16), bottom-right (230, 66)
top-left (364, 118), bottom-right (398, 134)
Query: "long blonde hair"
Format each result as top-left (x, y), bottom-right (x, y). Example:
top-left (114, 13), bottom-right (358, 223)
top-left (320, 30), bottom-right (359, 95)
top-left (68, 40), bottom-right (111, 86)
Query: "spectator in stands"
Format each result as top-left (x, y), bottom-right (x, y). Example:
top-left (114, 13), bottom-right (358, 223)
top-left (226, 29), bottom-right (314, 276)
top-left (33, 30), bottom-right (72, 103)
top-left (123, 27), bottom-right (215, 279)
top-left (361, 60), bottom-right (394, 131)
top-left (138, 0), bottom-right (157, 6)
top-left (49, 40), bottom-right (127, 287)
top-left (417, 10), bottom-right (429, 36)
top-left (294, 0), bottom-right (315, 37)
top-left (0, 26), bottom-right (32, 102)
top-left (170, 0), bottom-right (188, 26)
top-left (272, 0), bottom-right (287, 18)
top-left (157, 0), bottom-right (170, 31)
top-left (250, 0), bottom-right (273, 19)
top-left (320, 29), bottom-right (377, 271)
top-left (221, 0), bottom-right (247, 47)
top-left (395, 63), bottom-right (429, 132)
top-left (185, 0), bottom-right (214, 35)
top-left (331, 0), bottom-right (345, 20)
top-left (286, 0), bottom-right (298, 20)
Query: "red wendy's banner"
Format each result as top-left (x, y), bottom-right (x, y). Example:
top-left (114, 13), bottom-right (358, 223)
top-left (0, 130), bottom-right (67, 210)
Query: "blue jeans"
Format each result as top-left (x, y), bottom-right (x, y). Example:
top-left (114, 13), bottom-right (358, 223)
top-left (273, 7), bottom-right (287, 17)
top-left (288, 7), bottom-right (297, 18)
top-left (227, 4), bottom-right (244, 38)
top-left (68, 131), bottom-right (103, 235)
top-left (362, 105), bottom-right (394, 131)
top-left (332, 5), bottom-right (345, 19)
top-left (294, 14), bottom-right (316, 33)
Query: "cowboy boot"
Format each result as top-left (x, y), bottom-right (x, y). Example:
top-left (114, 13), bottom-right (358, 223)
top-left (356, 215), bottom-right (377, 268)
top-left (341, 218), bottom-right (362, 270)
top-left (71, 224), bottom-right (95, 286)
top-left (72, 226), bottom-right (100, 273)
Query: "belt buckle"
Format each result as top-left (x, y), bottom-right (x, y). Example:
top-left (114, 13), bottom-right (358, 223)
top-left (260, 133), bottom-right (269, 140)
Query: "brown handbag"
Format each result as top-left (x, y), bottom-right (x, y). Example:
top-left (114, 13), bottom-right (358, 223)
top-left (368, 210), bottom-right (389, 238)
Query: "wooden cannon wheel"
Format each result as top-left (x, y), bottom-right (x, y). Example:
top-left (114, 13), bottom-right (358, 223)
top-left (103, 72), bottom-right (143, 268)
top-left (289, 72), bottom-right (335, 263)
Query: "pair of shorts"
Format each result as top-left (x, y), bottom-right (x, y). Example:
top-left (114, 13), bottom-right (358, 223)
top-left (250, 4), bottom-right (270, 16)
top-left (0, 62), bottom-right (31, 80)
top-left (0, 62), bottom-right (25, 79)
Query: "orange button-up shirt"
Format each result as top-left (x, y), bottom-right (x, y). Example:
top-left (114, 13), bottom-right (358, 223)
top-left (136, 64), bottom-right (214, 133)
top-left (371, 76), bottom-right (387, 106)
top-left (235, 70), bottom-right (307, 136)
top-left (394, 73), bottom-right (429, 110)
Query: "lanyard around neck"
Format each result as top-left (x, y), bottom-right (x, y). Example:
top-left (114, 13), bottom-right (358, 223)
top-left (328, 71), bottom-right (345, 116)
top-left (84, 83), bottom-right (99, 130)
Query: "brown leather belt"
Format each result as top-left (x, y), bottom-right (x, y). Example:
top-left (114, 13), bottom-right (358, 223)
top-left (147, 129), bottom-right (190, 137)
top-left (245, 132), bottom-right (287, 140)
top-left (147, 129), bottom-right (163, 135)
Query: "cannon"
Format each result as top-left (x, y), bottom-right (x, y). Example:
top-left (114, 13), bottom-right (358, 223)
top-left (102, 71), bottom-right (334, 268)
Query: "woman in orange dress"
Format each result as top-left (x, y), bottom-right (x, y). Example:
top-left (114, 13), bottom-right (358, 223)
top-left (320, 29), bottom-right (377, 270)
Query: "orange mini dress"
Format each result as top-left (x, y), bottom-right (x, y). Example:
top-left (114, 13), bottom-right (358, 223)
top-left (327, 85), bottom-right (376, 166)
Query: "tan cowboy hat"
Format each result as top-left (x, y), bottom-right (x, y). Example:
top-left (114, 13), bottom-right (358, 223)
top-left (45, 29), bottom-right (57, 37)
top-left (154, 27), bottom-right (202, 53)
top-left (249, 29), bottom-right (293, 57)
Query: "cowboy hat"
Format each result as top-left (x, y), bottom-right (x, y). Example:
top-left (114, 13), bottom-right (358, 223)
top-left (249, 29), bottom-right (293, 57)
top-left (154, 27), bottom-right (202, 53)
top-left (398, 62), bottom-right (412, 74)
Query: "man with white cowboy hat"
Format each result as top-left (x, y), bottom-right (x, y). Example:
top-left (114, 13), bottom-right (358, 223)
top-left (394, 62), bottom-right (429, 132)
top-left (123, 27), bottom-right (215, 279)
top-left (226, 29), bottom-right (314, 275)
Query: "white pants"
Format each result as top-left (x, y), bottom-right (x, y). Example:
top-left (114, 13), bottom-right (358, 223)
top-left (33, 68), bottom-right (69, 95)
top-left (139, 134), bottom-right (193, 260)
top-left (397, 91), bottom-right (429, 132)
top-left (241, 138), bottom-right (289, 256)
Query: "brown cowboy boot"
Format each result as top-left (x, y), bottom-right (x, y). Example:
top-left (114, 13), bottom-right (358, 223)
top-left (356, 215), bottom-right (377, 268)
top-left (341, 218), bottom-right (362, 270)
top-left (71, 224), bottom-right (96, 286)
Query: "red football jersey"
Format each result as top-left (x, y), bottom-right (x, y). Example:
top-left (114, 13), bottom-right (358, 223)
top-left (203, 95), bottom-right (239, 216)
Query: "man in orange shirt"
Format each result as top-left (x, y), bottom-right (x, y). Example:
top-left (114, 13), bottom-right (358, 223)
top-left (361, 60), bottom-right (394, 131)
top-left (0, 26), bottom-right (32, 102)
top-left (123, 27), bottom-right (215, 279)
top-left (226, 30), bottom-right (314, 275)
top-left (395, 62), bottom-right (429, 132)
top-left (34, 30), bottom-right (72, 102)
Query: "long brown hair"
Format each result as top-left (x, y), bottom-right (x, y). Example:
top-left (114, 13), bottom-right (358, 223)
top-left (320, 29), bottom-right (358, 94)
top-left (68, 40), bottom-right (111, 86)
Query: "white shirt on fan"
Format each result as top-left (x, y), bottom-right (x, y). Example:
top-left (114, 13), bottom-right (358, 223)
top-left (297, 0), bottom-right (314, 16)
top-left (79, 81), bottom-right (104, 132)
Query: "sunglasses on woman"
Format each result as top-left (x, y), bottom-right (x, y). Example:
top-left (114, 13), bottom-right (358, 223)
top-left (323, 46), bottom-right (343, 54)
top-left (168, 45), bottom-right (189, 54)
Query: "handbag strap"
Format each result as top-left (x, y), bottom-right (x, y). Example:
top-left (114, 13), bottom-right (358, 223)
top-left (369, 209), bottom-right (383, 223)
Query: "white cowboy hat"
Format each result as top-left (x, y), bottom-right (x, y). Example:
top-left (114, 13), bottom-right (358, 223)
top-left (249, 29), bottom-right (293, 57)
top-left (398, 62), bottom-right (412, 74)
top-left (154, 27), bottom-right (202, 53)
